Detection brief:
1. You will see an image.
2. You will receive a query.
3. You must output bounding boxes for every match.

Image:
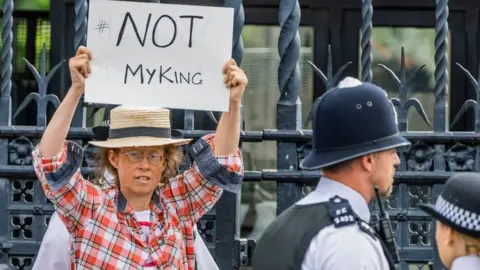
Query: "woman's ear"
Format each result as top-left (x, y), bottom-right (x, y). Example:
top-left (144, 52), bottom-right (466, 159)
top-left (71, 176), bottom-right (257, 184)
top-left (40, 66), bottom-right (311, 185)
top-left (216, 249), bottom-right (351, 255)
top-left (108, 150), bottom-right (119, 169)
top-left (438, 222), bottom-right (457, 247)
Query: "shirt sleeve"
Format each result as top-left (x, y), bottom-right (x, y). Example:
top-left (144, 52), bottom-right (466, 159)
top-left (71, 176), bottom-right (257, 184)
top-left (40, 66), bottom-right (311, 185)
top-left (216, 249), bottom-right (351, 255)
top-left (302, 225), bottom-right (388, 270)
top-left (32, 141), bottom-right (105, 232)
top-left (161, 133), bottom-right (243, 226)
top-left (32, 212), bottom-right (71, 270)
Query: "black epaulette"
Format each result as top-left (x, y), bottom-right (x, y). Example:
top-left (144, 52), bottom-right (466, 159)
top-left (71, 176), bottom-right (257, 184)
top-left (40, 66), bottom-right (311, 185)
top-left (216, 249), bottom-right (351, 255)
top-left (327, 195), bottom-right (378, 240)
top-left (327, 195), bottom-right (357, 228)
top-left (358, 219), bottom-right (377, 240)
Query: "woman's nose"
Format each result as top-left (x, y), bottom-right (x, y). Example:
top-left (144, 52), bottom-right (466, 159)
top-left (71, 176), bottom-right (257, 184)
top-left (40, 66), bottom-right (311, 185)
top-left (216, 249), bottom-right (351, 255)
top-left (138, 155), bottom-right (151, 169)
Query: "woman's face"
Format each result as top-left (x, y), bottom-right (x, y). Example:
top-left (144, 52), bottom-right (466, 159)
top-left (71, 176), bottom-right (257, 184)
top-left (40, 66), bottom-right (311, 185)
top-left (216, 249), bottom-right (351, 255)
top-left (109, 146), bottom-right (166, 197)
top-left (435, 221), bottom-right (462, 268)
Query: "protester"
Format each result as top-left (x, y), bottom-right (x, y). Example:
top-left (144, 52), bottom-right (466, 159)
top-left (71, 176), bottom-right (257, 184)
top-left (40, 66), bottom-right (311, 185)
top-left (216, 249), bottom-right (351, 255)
top-left (32, 115), bottom-right (220, 270)
top-left (419, 173), bottom-right (480, 269)
top-left (32, 45), bottom-right (246, 269)
top-left (252, 77), bottom-right (409, 270)
top-left (33, 173), bottom-right (219, 270)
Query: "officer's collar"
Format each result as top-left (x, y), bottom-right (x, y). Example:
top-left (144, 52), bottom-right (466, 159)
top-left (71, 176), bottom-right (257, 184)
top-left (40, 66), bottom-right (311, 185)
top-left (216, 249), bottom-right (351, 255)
top-left (315, 177), bottom-right (371, 222)
top-left (451, 255), bottom-right (480, 270)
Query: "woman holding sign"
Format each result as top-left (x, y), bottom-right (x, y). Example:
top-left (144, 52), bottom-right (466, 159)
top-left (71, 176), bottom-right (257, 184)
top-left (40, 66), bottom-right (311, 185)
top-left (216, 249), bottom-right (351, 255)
top-left (32, 46), bottom-right (246, 269)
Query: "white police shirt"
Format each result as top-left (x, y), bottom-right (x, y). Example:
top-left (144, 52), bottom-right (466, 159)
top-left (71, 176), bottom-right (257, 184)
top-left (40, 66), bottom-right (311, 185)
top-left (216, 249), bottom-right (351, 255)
top-left (296, 178), bottom-right (390, 270)
top-left (451, 255), bottom-right (480, 270)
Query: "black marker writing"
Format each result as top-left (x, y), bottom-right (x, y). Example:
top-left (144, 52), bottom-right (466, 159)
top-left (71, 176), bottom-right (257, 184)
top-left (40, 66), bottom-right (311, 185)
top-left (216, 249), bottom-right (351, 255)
top-left (124, 64), bottom-right (202, 85)
top-left (152, 15), bottom-right (176, 48)
top-left (116, 12), bottom-right (204, 48)
top-left (146, 68), bottom-right (156, 84)
top-left (117, 13), bottom-right (152, 47)
top-left (179, 15), bottom-right (203, 48)
top-left (124, 64), bottom-right (144, 84)
top-left (160, 66), bottom-right (173, 83)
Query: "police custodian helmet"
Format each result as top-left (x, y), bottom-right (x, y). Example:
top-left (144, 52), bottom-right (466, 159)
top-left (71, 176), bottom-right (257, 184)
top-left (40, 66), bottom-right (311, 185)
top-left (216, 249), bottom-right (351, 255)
top-left (419, 173), bottom-right (480, 238)
top-left (300, 77), bottom-right (411, 170)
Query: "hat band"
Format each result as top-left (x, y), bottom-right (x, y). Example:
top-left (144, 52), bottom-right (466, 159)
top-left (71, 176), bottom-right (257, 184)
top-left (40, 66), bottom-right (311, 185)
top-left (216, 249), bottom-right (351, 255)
top-left (109, 127), bottom-right (171, 139)
top-left (435, 195), bottom-right (480, 231)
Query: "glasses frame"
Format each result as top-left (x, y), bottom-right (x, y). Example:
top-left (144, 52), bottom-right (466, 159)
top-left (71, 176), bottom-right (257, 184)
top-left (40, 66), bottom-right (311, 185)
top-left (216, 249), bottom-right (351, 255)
top-left (120, 150), bottom-right (165, 165)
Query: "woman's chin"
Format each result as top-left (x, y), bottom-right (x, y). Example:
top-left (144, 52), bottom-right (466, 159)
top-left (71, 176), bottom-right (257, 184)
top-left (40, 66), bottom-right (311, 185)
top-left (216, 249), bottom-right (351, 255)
top-left (129, 184), bottom-right (157, 196)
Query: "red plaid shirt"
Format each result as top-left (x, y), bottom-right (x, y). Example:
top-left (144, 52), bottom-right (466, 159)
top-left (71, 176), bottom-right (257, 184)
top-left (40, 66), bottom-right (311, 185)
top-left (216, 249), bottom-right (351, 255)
top-left (33, 134), bottom-right (243, 270)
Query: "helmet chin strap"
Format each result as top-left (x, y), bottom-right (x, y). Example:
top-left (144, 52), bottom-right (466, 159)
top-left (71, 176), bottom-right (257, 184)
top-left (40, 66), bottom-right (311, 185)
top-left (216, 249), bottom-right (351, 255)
top-left (373, 185), bottom-right (382, 202)
top-left (372, 184), bottom-right (401, 265)
top-left (370, 177), bottom-right (382, 197)
top-left (373, 183), bottom-right (385, 199)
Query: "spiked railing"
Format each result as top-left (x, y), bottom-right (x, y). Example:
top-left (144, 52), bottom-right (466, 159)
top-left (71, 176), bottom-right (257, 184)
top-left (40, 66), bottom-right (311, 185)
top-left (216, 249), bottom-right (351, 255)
top-left (12, 44), bottom-right (65, 127)
top-left (275, 0), bottom-right (303, 216)
top-left (434, 0), bottom-right (450, 132)
top-left (204, 0), bottom-right (246, 126)
top-left (361, 0), bottom-right (373, 82)
top-left (451, 62), bottom-right (480, 132)
top-left (1, 0), bottom-right (14, 126)
top-left (74, 0), bottom-right (88, 51)
top-left (379, 47), bottom-right (432, 132)
top-left (0, 0), bottom-right (471, 269)
top-left (304, 45), bottom-right (351, 127)
top-left (1, 0), bottom-right (13, 101)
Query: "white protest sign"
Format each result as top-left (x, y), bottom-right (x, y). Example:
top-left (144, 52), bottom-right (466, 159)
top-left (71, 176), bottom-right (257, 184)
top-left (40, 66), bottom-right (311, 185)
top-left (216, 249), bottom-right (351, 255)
top-left (85, 1), bottom-right (233, 112)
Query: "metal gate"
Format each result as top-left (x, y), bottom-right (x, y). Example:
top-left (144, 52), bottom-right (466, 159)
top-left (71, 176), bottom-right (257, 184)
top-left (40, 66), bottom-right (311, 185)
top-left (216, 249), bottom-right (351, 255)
top-left (1, 0), bottom-right (479, 269)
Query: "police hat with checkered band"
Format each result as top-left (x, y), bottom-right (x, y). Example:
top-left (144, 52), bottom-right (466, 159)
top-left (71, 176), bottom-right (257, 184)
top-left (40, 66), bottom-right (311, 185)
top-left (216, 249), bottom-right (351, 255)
top-left (419, 172), bottom-right (480, 238)
top-left (300, 77), bottom-right (411, 170)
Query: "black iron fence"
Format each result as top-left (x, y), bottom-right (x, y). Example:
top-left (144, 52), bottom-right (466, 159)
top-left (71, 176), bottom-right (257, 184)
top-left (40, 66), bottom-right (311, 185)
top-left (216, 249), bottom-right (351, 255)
top-left (1, 0), bottom-right (480, 269)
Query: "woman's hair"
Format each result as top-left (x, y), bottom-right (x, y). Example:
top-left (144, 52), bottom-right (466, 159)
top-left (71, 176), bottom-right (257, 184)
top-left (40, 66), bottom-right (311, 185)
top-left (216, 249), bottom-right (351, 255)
top-left (457, 232), bottom-right (480, 256)
top-left (92, 145), bottom-right (184, 188)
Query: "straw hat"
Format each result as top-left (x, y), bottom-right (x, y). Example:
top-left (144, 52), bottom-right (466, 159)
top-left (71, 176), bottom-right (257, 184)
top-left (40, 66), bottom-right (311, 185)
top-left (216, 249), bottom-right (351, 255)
top-left (89, 105), bottom-right (191, 148)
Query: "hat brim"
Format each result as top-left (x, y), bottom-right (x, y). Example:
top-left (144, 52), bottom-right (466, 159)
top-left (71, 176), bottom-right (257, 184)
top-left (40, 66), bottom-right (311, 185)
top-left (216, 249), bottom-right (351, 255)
top-left (300, 134), bottom-right (410, 170)
top-left (418, 203), bottom-right (480, 238)
top-left (89, 136), bottom-right (192, 148)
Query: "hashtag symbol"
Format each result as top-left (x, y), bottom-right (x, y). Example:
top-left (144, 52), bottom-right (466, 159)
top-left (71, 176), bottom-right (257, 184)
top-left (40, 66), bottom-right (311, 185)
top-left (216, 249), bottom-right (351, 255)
top-left (95, 19), bottom-right (109, 33)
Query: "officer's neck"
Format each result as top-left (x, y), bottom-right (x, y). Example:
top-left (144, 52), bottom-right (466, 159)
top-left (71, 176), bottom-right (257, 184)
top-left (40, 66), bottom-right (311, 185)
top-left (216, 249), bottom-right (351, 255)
top-left (322, 172), bottom-right (375, 204)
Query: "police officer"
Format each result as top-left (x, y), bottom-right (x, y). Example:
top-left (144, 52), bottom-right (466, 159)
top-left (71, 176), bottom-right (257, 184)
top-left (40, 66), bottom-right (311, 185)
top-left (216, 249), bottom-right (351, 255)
top-left (251, 76), bottom-right (410, 270)
top-left (419, 173), bottom-right (480, 269)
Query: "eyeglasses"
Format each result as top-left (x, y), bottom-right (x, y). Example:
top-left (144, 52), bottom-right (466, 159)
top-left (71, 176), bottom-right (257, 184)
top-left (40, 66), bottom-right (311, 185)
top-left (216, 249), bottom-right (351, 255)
top-left (120, 150), bottom-right (165, 165)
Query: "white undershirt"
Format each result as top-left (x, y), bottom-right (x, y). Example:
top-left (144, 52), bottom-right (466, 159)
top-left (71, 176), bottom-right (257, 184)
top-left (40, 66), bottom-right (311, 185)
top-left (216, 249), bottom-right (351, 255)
top-left (134, 210), bottom-right (156, 269)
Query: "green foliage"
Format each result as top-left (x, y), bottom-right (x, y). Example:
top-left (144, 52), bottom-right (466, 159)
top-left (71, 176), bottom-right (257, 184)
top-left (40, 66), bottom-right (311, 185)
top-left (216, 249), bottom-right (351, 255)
top-left (0, 0), bottom-right (49, 10)
top-left (372, 27), bottom-right (436, 74)
top-left (372, 27), bottom-right (437, 89)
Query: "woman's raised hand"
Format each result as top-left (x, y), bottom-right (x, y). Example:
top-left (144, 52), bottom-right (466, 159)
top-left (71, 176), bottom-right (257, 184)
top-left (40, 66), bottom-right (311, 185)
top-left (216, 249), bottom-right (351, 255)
top-left (69, 46), bottom-right (93, 93)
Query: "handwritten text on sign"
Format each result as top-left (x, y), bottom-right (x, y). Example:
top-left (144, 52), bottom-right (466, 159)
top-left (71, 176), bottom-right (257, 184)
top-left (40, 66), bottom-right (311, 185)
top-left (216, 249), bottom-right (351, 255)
top-left (85, 1), bottom-right (233, 111)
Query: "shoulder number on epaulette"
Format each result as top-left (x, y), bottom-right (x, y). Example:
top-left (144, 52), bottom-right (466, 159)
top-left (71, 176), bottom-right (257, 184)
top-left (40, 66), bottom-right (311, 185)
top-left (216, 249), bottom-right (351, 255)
top-left (327, 195), bottom-right (379, 241)
top-left (327, 195), bottom-right (357, 228)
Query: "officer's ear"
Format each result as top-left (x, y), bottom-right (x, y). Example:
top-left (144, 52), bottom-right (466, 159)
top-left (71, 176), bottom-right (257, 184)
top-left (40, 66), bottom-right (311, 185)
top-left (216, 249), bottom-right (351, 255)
top-left (360, 154), bottom-right (376, 172)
